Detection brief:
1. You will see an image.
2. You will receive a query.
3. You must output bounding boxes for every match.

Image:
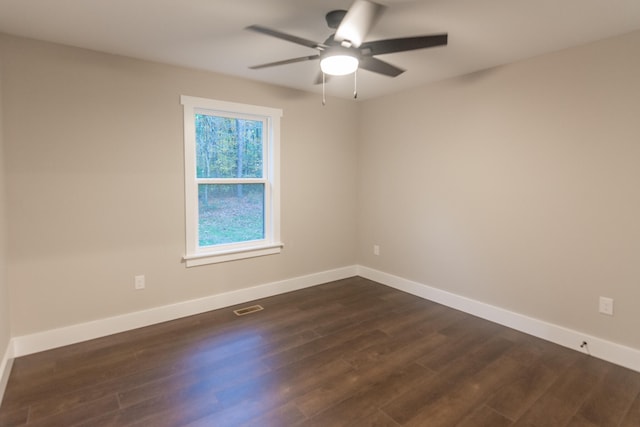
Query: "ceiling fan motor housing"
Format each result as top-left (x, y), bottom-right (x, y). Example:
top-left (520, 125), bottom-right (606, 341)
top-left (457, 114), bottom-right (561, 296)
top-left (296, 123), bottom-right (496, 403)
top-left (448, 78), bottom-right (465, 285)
top-left (326, 10), bottom-right (347, 29)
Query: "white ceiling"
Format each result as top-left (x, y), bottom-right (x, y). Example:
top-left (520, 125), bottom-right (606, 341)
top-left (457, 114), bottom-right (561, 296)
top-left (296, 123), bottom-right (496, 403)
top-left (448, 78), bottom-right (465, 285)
top-left (1, 0), bottom-right (640, 100)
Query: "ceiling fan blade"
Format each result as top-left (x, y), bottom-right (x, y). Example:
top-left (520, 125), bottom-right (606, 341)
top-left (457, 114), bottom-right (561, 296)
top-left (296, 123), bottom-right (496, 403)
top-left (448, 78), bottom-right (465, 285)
top-left (246, 25), bottom-right (325, 50)
top-left (359, 56), bottom-right (405, 77)
top-left (249, 55), bottom-right (320, 70)
top-left (360, 34), bottom-right (448, 56)
top-left (334, 0), bottom-right (385, 48)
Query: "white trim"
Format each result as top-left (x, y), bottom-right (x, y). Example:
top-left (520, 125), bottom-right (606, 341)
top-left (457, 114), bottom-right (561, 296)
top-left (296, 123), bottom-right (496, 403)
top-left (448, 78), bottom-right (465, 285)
top-left (11, 266), bottom-right (358, 357)
top-left (183, 242), bottom-right (284, 267)
top-left (0, 339), bottom-right (14, 403)
top-left (357, 265), bottom-right (640, 373)
top-left (8, 264), bottom-right (639, 373)
top-left (181, 95), bottom-right (283, 266)
top-left (181, 96), bottom-right (283, 119)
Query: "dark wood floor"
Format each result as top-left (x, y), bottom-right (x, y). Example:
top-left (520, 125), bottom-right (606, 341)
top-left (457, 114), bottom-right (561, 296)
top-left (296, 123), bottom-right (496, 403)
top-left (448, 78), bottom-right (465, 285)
top-left (0, 277), bottom-right (639, 426)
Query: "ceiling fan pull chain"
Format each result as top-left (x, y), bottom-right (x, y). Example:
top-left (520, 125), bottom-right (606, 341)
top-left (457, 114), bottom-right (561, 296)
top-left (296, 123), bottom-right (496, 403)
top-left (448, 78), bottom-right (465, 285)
top-left (322, 72), bottom-right (326, 106)
top-left (354, 70), bottom-right (358, 99)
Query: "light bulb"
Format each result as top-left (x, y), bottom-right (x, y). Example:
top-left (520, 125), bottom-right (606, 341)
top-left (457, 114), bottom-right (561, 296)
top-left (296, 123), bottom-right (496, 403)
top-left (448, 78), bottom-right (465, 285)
top-left (320, 54), bottom-right (359, 76)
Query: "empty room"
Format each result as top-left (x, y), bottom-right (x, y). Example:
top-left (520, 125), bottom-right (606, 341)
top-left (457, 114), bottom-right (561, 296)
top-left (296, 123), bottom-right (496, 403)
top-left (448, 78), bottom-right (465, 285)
top-left (0, 0), bottom-right (639, 425)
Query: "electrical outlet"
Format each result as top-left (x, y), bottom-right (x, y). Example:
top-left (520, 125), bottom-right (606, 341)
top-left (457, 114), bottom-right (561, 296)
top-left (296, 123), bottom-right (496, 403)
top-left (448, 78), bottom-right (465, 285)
top-left (373, 245), bottom-right (380, 256)
top-left (599, 296), bottom-right (613, 316)
top-left (134, 275), bottom-right (145, 290)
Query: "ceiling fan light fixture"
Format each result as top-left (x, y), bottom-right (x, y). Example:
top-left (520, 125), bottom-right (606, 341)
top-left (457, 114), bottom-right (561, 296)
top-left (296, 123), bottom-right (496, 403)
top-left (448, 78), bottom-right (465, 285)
top-left (247, 0), bottom-right (449, 85)
top-left (320, 52), bottom-right (359, 76)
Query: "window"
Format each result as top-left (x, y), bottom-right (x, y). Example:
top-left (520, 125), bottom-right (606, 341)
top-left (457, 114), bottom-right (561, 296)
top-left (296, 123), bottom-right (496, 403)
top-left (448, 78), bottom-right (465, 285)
top-left (181, 96), bottom-right (282, 266)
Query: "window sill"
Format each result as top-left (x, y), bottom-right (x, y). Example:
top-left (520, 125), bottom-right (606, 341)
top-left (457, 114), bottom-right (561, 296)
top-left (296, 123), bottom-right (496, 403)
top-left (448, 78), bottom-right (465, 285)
top-left (183, 242), bottom-right (284, 267)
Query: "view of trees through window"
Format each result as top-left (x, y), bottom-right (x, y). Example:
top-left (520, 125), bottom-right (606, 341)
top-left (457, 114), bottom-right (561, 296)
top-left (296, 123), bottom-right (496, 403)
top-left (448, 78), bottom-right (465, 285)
top-left (195, 114), bottom-right (265, 247)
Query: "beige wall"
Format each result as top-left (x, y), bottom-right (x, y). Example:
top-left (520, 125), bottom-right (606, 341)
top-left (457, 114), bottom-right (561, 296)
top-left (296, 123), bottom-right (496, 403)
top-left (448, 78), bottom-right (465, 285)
top-left (1, 29), bottom-right (639, 353)
top-left (1, 35), bottom-right (358, 336)
top-left (358, 30), bottom-right (640, 349)
top-left (0, 51), bottom-right (10, 355)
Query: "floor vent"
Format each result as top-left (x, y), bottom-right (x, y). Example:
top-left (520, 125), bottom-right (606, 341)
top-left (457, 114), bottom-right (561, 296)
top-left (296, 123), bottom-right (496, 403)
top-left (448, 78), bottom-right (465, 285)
top-left (233, 304), bottom-right (264, 316)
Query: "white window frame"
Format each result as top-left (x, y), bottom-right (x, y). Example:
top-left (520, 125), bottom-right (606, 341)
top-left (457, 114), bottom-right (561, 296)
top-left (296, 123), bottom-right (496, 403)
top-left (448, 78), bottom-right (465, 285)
top-left (181, 95), bottom-right (283, 267)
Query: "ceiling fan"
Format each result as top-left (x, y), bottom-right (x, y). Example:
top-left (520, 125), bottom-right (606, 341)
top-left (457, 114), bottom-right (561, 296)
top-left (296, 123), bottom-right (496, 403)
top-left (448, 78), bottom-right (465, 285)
top-left (246, 0), bottom-right (448, 83)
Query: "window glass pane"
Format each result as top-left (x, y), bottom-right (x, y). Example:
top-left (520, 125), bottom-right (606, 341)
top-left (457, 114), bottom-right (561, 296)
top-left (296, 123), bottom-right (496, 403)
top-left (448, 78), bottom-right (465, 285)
top-left (198, 184), bottom-right (265, 247)
top-left (195, 114), bottom-right (263, 178)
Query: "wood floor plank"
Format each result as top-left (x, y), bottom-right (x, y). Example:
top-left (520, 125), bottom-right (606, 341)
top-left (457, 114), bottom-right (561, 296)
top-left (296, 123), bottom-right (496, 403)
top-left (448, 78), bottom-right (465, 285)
top-left (414, 318), bottom-right (505, 372)
top-left (22, 349), bottom-right (192, 423)
top-left (564, 415), bottom-right (601, 427)
top-left (500, 331), bottom-right (580, 373)
top-left (25, 395), bottom-right (119, 427)
top-left (215, 356), bottom-right (353, 408)
top-left (378, 302), bottom-right (453, 337)
top-left (575, 363), bottom-right (640, 427)
top-left (456, 405), bottom-right (513, 427)
top-left (260, 324), bottom-right (388, 371)
top-left (514, 355), bottom-right (612, 427)
top-left (184, 399), bottom-right (306, 427)
top-left (401, 344), bottom-right (523, 427)
top-left (358, 410), bottom-right (402, 427)
top-left (343, 330), bottom-right (448, 373)
top-left (117, 357), bottom-right (269, 409)
top-left (295, 347), bottom-right (429, 419)
top-left (620, 391), bottom-right (640, 427)
top-left (381, 336), bottom-right (515, 425)
top-left (117, 327), bottom-right (319, 409)
top-left (311, 297), bottom-right (397, 337)
top-left (0, 406), bottom-right (28, 427)
top-left (301, 363), bottom-right (433, 427)
top-left (484, 356), bottom-right (558, 421)
top-left (76, 373), bottom-right (224, 427)
top-left (0, 276), bottom-right (637, 426)
top-left (238, 401), bottom-right (308, 427)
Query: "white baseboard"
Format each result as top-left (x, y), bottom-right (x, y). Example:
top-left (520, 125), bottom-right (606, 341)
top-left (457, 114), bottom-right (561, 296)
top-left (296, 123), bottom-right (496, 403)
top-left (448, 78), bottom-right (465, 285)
top-left (357, 265), bottom-right (640, 373)
top-left (9, 263), bottom-right (640, 375)
top-left (12, 265), bottom-right (358, 358)
top-left (0, 340), bottom-right (14, 403)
